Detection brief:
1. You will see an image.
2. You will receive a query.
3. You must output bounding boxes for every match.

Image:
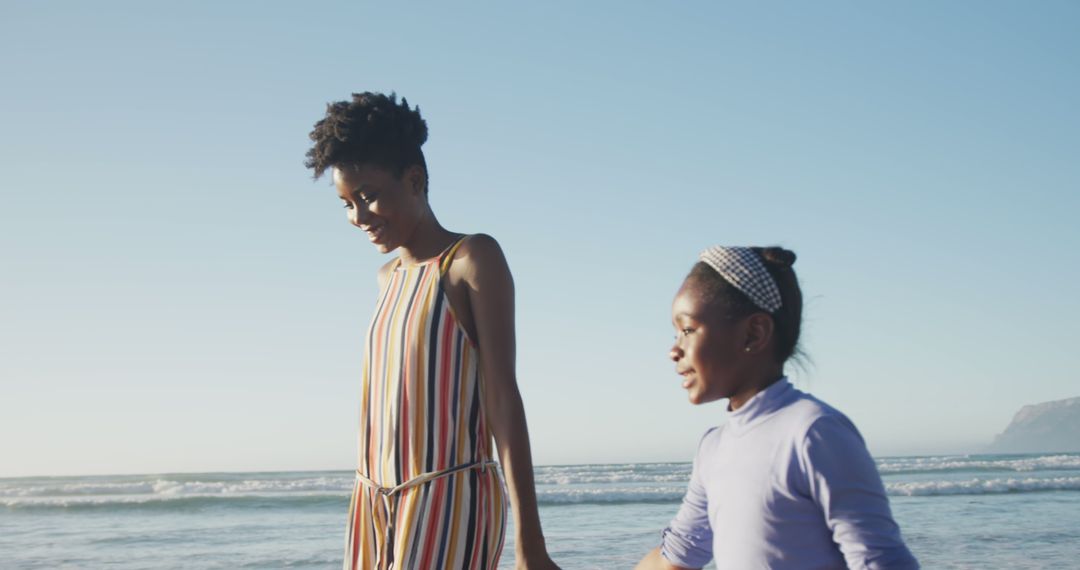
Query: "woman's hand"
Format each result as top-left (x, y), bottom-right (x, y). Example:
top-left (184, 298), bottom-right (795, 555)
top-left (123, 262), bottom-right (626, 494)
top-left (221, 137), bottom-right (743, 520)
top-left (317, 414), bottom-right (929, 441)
top-left (516, 552), bottom-right (561, 570)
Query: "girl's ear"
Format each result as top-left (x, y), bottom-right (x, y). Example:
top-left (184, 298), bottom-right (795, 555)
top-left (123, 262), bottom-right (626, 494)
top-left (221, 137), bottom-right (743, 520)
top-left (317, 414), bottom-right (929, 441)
top-left (743, 313), bottom-right (775, 354)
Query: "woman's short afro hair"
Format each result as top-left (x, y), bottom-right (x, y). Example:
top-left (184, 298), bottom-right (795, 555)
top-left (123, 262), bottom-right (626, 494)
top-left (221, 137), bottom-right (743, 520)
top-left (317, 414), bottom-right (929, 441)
top-left (305, 92), bottom-right (429, 185)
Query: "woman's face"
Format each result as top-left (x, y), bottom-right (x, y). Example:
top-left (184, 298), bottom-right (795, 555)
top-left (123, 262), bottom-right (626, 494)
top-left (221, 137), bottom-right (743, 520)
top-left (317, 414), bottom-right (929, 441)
top-left (669, 278), bottom-right (750, 405)
top-left (333, 163), bottom-right (426, 254)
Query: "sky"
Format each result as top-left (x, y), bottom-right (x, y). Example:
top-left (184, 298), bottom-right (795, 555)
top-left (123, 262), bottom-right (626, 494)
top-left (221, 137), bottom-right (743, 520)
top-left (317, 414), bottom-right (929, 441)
top-left (1, 1), bottom-right (1078, 477)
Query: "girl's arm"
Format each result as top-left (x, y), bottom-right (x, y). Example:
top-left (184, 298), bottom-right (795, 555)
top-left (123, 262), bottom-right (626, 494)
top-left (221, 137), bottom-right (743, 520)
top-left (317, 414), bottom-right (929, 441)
top-left (637, 432), bottom-right (713, 570)
top-left (457, 234), bottom-right (558, 570)
top-left (799, 415), bottom-right (920, 570)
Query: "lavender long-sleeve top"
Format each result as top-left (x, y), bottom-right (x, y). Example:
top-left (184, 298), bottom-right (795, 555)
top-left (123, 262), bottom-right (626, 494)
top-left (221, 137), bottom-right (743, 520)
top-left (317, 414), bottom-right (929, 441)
top-left (661, 379), bottom-right (918, 569)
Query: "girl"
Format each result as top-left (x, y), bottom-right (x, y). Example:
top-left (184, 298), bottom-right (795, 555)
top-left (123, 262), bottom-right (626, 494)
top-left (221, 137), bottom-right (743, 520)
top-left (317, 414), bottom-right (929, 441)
top-left (636, 246), bottom-right (918, 570)
top-left (306, 93), bottom-right (558, 570)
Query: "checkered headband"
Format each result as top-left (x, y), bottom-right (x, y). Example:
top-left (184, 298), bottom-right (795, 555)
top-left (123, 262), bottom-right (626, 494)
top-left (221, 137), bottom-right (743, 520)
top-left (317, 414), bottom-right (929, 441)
top-left (698, 246), bottom-right (783, 313)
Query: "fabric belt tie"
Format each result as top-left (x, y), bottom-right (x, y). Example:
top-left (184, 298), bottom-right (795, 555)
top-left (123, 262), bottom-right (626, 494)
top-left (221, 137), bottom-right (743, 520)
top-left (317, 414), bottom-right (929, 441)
top-left (355, 460), bottom-right (498, 570)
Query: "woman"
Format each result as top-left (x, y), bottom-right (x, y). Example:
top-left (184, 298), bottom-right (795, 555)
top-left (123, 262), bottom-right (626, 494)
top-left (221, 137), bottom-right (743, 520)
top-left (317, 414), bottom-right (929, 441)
top-left (307, 92), bottom-right (557, 570)
top-left (636, 245), bottom-right (918, 569)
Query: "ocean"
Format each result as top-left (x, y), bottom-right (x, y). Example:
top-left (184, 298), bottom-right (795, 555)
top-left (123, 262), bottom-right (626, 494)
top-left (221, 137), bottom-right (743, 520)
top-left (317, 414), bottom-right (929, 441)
top-left (3, 453), bottom-right (1079, 569)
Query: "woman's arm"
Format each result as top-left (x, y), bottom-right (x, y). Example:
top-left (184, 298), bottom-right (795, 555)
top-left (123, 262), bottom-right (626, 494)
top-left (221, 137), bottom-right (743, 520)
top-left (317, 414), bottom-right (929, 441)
top-left (456, 234), bottom-right (558, 570)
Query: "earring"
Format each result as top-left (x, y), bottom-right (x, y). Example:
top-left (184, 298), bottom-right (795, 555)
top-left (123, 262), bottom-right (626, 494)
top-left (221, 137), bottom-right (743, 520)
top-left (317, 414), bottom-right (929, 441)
top-left (744, 346), bottom-right (752, 353)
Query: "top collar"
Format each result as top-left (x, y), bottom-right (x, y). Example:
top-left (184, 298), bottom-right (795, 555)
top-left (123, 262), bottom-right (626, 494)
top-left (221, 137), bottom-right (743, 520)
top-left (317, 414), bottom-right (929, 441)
top-left (725, 377), bottom-right (797, 435)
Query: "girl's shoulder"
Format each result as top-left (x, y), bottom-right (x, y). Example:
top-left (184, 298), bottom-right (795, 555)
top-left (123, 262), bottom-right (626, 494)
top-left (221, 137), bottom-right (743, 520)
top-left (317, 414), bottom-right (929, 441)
top-left (698, 425), bottom-right (724, 447)
top-left (780, 393), bottom-right (862, 445)
top-left (782, 395), bottom-right (871, 470)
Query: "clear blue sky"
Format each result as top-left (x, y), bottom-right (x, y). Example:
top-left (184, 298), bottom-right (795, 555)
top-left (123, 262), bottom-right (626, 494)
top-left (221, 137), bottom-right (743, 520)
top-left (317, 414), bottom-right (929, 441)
top-left (2, 1), bottom-right (1078, 477)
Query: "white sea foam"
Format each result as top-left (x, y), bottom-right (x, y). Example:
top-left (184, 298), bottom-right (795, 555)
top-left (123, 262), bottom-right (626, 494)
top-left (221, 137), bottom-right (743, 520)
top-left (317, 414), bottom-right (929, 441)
top-left (886, 476), bottom-right (1080, 496)
top-left (0, 476), bottom-right (354, 501)
top-left (533, 465), bottom-right (691, 486)
top-left (536, 486), bottom-right (687, 505)
top-left (0, 481), bottom-right (158, 497)
top-left (0, 493), bottom-right (346, 509)
top-left (147, 477), bottom-right (352, 496)
top-left (876, 454), bottom-right (1080, 474)
top-left (6, 457), bottom-right (1080, 510)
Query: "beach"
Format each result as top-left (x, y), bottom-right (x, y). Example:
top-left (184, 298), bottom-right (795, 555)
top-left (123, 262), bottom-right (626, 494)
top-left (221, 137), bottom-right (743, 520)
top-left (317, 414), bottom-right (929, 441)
top-left (3, 453), bottom-right (1080, 568)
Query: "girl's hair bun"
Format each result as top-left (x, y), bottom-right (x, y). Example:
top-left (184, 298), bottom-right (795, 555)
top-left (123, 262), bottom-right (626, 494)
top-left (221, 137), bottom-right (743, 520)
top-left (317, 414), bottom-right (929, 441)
top-left (757, 247), bottom-right (797, 269)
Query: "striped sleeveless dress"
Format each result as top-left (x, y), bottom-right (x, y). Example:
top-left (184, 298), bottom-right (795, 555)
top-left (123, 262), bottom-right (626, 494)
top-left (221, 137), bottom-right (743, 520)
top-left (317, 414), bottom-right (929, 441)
top-left (344, 236), bottom-right (508, 570)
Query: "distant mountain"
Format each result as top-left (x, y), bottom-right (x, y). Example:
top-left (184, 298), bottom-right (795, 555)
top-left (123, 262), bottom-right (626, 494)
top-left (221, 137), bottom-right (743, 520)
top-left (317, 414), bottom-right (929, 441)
top-left (988, 397), bottom-right (1080, 454)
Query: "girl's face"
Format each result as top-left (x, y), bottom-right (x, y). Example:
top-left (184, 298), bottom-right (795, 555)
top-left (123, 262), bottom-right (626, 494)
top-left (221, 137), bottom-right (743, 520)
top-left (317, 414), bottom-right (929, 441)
top-left (333, 163), bottom-right (426, 254)
top-left (669, 278), bottom-right (750, 405)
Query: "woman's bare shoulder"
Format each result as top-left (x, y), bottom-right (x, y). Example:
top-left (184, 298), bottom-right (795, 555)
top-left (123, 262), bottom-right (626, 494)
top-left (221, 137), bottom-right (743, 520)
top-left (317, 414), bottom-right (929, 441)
top-left (447, 233), bottom-right (511, 288)
top-left (376, 257), bottom-right (397, 289)
top-left (458, 233), bottom-right (502, 256)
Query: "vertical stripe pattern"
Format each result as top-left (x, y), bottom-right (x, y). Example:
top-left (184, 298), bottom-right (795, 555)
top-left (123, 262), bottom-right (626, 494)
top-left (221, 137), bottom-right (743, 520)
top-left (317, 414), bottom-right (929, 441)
top-left (344, 237), bottom-right (507, 570)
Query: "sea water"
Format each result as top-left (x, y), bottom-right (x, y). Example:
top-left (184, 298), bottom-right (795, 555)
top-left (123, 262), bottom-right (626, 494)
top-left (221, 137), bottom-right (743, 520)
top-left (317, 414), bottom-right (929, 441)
top-left (3, 453), bottom-right (1079, 568)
